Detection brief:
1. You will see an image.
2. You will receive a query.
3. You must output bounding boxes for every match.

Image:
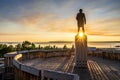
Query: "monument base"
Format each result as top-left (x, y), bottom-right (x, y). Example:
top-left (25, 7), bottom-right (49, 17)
top-left (75, 33), bottom-right (87, 68)
top-left (73, 33), bottom-right (90, 80)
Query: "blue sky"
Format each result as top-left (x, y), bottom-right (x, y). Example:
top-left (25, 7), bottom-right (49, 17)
top-left (0, 0), bottom-right (120, 42)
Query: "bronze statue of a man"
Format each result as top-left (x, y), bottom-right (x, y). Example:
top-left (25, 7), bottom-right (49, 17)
top-left (76, 9), bottom-right (86, 33)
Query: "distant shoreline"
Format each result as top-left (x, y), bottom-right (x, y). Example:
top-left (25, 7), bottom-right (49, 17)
top-left (0, 41), bottom-right (120, 44)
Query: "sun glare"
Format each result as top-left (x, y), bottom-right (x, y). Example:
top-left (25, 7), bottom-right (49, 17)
top-left (79, 32), bottom-right (83, 37)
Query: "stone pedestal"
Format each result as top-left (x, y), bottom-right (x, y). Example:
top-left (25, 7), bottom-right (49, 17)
top-left (75, 33), bottom-right (87, 68)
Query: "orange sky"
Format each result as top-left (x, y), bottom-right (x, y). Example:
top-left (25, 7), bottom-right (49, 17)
top-left (0, 0), bottom-right (120, 42)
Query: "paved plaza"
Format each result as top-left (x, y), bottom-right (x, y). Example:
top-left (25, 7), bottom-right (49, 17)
top-left (23, 56), bottom-right (120, 80)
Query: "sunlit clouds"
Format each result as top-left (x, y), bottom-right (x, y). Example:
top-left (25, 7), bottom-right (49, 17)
top-left (0, 0), bottom-right (120, 42)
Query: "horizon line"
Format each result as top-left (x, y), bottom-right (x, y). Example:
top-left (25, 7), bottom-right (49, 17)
top-left (0, 41), bottom-right (120, 43)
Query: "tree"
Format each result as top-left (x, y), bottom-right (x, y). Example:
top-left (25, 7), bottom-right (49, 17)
top-left (38, 45), bottom-right (41, 49)
top-left (7, 45), bottom-right (15, 52)
top-left (38, 45), bottom-right (43, 49)
top-left (44, 45), bottom-right (51, 50)
top-left (22, 41), bottom-right (32, 50)
top-left (53, 45), bottom-right (56, 49)
top-left (0, 44), bottom-right (8, 57)
top-left (0, 44), bottom-right (15, 57)
top-left (16, 44), bottom-right (22, 52)
top-left (71, 45), bottom-right (74, 49)
top-left (31, 43), bottom-right (35, 49)
top-left (63, 44), bottom-right (67, 49)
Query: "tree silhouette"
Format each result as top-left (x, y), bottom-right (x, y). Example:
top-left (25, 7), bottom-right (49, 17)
top-left (63, 44), bottom-right (67, 49)
top-left (22, 41), bottom-right (32, 50)
top-left (16, 43), bottom-right (22, 52)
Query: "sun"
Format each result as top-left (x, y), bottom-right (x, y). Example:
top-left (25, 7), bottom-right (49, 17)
top-left (79, 32), bottom-right (83, 37)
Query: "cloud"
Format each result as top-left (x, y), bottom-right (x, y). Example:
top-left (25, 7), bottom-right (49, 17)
top-left (0, 0), bottom-right (120, 41)
top-left (18, 13), bottom-right (76, 32)
top-left (0, 33), bottom-right (38, 36)
top-left (95, 18), bottom-right (120, 24)
top-left (18, 13), bottom-right (120, 37)
top-left (86, 17), bottom-right (120, 36)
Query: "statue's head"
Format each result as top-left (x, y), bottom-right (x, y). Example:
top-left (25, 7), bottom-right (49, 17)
top-left (79, 9), bottom-right (83, 13)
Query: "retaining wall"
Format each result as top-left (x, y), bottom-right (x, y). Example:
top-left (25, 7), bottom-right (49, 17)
top-left (88, 49), bottom-right (120, 60)
top-left (4, 49), bottom-right (79, 80)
